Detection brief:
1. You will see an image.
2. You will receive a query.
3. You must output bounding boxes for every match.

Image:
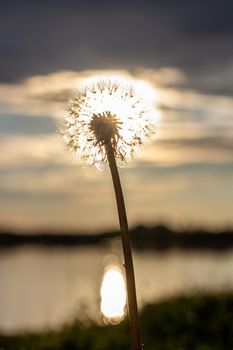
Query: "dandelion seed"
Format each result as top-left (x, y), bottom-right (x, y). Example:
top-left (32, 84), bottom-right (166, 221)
top-left (63, 78), bottom-right (155, 166)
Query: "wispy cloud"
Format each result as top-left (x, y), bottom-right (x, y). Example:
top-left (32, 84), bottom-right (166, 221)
top-left (0, 68), bottom-right (232, 229)
top-left (0, 68), bottom-right (232, 167)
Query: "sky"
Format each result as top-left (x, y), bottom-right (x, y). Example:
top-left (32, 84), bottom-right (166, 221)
top-left (0, 0), bottom-right (232, 232)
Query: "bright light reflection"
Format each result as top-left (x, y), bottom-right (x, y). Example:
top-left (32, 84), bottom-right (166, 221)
top-left (100, 265), bottom-right (127, 324)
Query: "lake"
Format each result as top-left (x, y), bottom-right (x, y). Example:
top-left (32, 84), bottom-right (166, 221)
top-left (0, 243), bottom-right (233, 332)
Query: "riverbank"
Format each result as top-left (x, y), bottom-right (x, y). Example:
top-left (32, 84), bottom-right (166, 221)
top-left (1, 292), bottom-right (232, 350)
top-left (1, 224), bottom-right (233, 251)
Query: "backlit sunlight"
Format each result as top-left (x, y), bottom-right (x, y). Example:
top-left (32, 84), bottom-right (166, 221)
top-left (100, 265), bottom-right (127, 324)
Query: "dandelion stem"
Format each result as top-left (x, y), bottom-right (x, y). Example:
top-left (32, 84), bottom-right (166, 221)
top-left (105, 142), bottom-right (143, 350)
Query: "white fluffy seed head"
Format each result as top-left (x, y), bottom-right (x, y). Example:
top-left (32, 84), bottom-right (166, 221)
top-left (63, 78), bottom-right (156, 167)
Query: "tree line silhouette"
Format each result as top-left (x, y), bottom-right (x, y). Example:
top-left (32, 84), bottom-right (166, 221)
top-left (0, 224), bottom-right (233, 251)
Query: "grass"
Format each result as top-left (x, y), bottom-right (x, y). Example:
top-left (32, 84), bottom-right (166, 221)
top-left (1, 292), bottom-right (233, 350)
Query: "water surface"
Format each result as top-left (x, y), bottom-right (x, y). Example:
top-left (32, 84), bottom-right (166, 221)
top-left (0, 245), bottom-right (233, 332)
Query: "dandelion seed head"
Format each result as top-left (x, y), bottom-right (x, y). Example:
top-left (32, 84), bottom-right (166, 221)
top-left (63, 77), bottom-right (156, 166)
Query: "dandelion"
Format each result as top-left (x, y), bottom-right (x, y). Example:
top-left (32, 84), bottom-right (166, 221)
top-left (63, 78), bottom-right (154, 167)
top-left (63, 77), bottom-right (156, 350)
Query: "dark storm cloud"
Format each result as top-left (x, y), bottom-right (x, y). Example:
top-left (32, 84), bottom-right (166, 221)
top-left (0, 0), bottom-right (233, 94)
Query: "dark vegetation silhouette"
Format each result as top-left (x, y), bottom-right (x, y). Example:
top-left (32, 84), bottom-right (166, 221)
top-left (0, 224), bottom-right (233, 251)
top-left (1, 293), bottom-right (233, 350)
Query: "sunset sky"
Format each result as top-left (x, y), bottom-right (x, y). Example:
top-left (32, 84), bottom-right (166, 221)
top-left (0, 0), bottom-right (232, 231)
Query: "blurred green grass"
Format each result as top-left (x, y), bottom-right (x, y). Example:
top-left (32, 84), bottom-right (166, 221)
top-left (1, 292), bottom-right (233, 350)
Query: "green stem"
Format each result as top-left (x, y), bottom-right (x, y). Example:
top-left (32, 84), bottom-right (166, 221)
top-left (105, 142), bottom-right (143, 350)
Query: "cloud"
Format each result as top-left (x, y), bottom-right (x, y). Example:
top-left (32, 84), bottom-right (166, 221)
top-left (0, 160), bottom-right (232, 230)
top-left (1, 68), bottom-right (233, 122)
top-left (0, 135), bottom-right (66, 167)
top-left (137, 141), bottom-right (233, 167)
top-left (0, 68), bottom-right (232, 169)
top-left (0, 0), bottom-right (233, 95)
top-left (0, 69), bottom-right (134, 117)
top-left (0, 67), bottom-right (232, 229)
top-left (0, 113), bottom-right (56, 136)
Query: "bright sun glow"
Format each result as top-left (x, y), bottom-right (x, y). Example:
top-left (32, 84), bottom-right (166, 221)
top-left (64, 76), bottom-right (157, 166)
top-left (100, 265), bottom-right (127, 323)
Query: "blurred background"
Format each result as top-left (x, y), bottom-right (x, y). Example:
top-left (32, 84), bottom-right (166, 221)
top-left (0, 1), bottom-right (233, 349)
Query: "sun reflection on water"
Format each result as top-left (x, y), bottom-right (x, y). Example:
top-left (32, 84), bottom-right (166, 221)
top-left (100, 265), bottom-right (127, 324)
